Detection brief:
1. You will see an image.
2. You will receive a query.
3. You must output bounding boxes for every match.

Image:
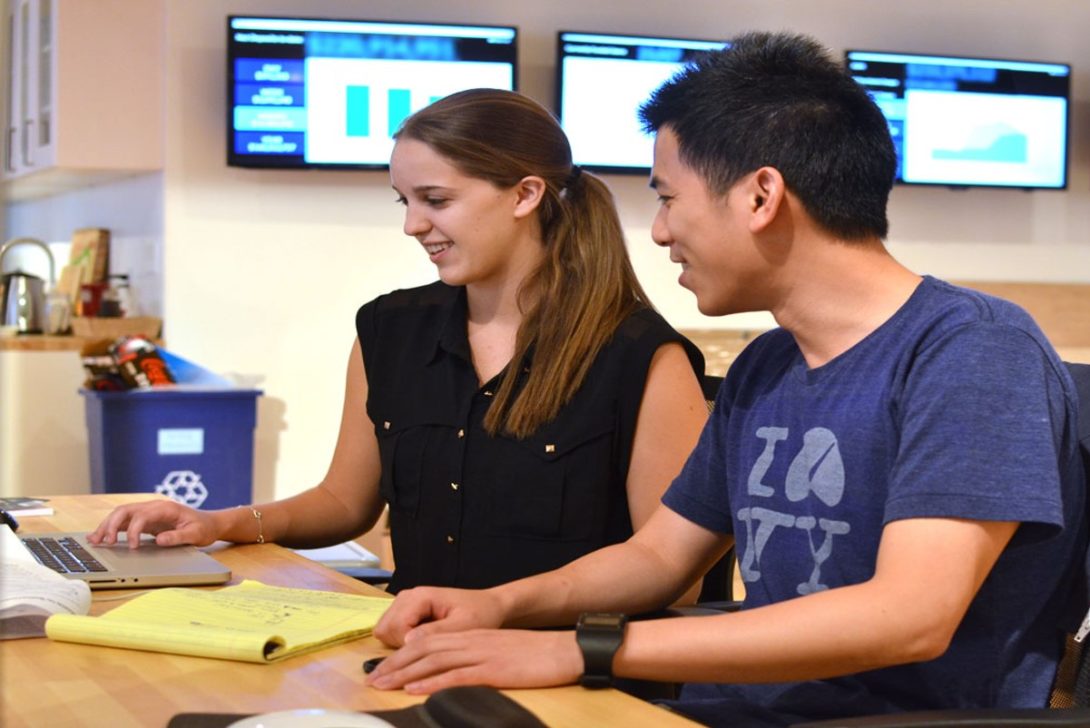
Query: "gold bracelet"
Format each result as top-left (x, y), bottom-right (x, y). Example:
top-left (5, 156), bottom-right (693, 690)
top-left (240, 505), bottom-right (264, 544)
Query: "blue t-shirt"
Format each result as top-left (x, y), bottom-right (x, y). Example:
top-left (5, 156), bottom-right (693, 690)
top-left (662, 276), bottom-right (1086, 727)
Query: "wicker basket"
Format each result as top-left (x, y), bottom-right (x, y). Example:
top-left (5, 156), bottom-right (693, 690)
top-left (70, 316), bottom-right (162, 339)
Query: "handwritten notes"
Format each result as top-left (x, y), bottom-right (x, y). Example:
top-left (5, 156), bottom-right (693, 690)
top-left (45, 579), bottom-right (391, 662)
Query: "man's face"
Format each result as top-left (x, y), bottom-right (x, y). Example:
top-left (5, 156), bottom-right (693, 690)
top-left (649, 127), bottom-right (766, 316)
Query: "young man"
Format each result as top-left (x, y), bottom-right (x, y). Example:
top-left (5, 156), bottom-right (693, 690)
top-left (365, 32), bottom-right (1086, 726)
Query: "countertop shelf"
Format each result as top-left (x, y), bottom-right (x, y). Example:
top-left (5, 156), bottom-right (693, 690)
top-left (0, 316), bottom-right (163, 351)
top-left (0, 334), bottom-right (90, 351)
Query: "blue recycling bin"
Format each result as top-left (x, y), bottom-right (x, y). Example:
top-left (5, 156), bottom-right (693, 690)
top-left (81, 387), bottom-right (262, 510)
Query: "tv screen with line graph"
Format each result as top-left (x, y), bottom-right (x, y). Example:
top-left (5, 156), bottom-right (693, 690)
top-left (227, 16), bottom-right (518, 170)
top-left (846, 50), bottom-right (1070, 189)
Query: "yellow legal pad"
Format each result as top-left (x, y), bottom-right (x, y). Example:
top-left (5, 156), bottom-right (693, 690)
top-left (44, 579), bottom-right (391, 663)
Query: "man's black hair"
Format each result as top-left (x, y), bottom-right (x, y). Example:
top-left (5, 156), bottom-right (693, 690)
top-left (639, 31), bottom-right (897, 240)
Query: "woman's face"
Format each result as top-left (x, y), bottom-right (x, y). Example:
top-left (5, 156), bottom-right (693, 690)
top-left (390, 138), bottom-right (543, 290)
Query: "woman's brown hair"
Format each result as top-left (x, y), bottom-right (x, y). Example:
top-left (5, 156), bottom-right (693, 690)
top-left (396, 88), bottom-right (653, 438)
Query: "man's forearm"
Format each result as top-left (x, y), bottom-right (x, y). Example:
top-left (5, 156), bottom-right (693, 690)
top-left (612, 517), bottom-right (1017, 685)
top-left (494, 538), bottom-right (702, 628)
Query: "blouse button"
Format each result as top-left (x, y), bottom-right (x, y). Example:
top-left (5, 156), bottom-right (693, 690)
top-left (483, 390), bottom-right (494, 397)
top-left (545, 444), bottom-right (556, 453)
top-left (457, 429), bottom-right (465, 439)
top-left (446, 535), bottom-right (455, 544)
top-left (450, 482), bottom-right (460, 491)
top-left (383, 421), bottom-right (391, 430)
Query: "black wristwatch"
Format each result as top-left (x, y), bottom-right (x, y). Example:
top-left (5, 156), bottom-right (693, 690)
top-left (575, 612), bottom-right (628, 688)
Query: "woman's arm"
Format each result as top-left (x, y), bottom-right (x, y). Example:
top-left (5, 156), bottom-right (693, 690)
top-left (251, 337), bottom-right (386, 547)
top-left (625, 341), bottom-right (709, 603)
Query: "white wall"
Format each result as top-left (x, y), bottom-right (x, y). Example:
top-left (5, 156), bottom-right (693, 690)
top-left (5, 174), bottom-right (165, 316)
top-left (8, 0), bottom-right (1090, 502)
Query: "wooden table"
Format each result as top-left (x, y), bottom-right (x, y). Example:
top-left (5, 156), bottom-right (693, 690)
top-left (1, 495), bottom-right (696, 727)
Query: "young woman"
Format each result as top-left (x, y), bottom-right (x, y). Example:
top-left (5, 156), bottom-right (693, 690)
top-left (90, 89), bottom-right (708, 593)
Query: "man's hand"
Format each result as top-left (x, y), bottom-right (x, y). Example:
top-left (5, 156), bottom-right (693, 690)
top-left (366, 628), bottom-right (583, 694)
top-left (373, 586), bottom-right (507, 648)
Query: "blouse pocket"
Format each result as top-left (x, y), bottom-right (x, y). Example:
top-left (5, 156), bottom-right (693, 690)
top-left (485, 415), bottom-right (617, 541)
top-left (374, 419), bottom-right (430, 518)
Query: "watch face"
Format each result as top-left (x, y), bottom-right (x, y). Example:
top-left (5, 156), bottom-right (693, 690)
top-left (580, 613), bottom-right (625, 629)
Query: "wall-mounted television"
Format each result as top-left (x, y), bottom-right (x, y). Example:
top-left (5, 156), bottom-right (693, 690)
top-left (556, 31), bottom-right (728, 173)
top-left (846, 50), bottom-right (1070, 189)
top-left (227, 16), bottom-right (518, 170)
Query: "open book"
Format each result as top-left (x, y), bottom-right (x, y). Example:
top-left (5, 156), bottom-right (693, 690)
top-left (0, 524), bottom-right (92, 640)
top-left (45, 579), bottom-right (391, 663)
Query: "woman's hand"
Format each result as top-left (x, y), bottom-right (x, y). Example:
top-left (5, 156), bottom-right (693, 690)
top-left (87, 500), bottom-right (224, 548)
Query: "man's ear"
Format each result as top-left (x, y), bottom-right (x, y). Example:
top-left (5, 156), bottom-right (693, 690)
top-left (747, 167), bottom-right (786, 233)
top-left (512, 176), bottom-right (547, 219)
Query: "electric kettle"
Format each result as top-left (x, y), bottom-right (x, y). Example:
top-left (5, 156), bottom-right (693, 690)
top-left (0, 237), bottom-right (55, 334)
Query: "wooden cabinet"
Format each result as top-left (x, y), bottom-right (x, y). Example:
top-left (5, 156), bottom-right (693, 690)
top-left (4, 0), bottom-right (55, 180)
top-left (0, 347), bottom-right (91, 496)
top-left (2, 0), bottom-right (164, 200)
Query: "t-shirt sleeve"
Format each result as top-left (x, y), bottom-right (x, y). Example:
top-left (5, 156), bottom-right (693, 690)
top-left (886, 322), bottom-right (1068, 534)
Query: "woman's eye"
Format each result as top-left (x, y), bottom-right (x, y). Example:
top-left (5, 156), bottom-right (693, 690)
top-left (394, 195), bottom-right (407, 206)
top-left (425, 197), bottom-right (448, 207)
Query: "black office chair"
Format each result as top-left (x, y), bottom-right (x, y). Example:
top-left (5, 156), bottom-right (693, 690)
top-left (790, 361), bottom-right (1090, 726)
top-left (694, 374), bottom-right (739, 607)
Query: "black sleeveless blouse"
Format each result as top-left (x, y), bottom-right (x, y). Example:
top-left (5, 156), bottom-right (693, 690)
top-left (356, 281), bottom-right (703, 592)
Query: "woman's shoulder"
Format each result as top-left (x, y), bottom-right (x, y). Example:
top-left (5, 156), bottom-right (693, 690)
top-left (606, 306), bottom-right (704, 375)
top-left (355, 281), bottom-right (462, 350)
top-left (612, 306), bottom-right (686, 344)
top-left (357, 281), bottom-right (462, 328)
top-left (359, 280), bottom-right (458, 317)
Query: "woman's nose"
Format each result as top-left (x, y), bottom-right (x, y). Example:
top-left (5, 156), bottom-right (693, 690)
top-left (403, 206), bottom-right (430, 238)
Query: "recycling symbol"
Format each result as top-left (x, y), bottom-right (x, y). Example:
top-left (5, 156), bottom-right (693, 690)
top-left (155, 470), bottom-right (209, 508)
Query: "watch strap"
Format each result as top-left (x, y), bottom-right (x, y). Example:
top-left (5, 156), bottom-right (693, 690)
top-left (576, 613), bottom-right (627, 689)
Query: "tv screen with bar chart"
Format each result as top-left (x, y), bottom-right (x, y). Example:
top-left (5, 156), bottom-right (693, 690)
top-left (227, 16), bottom-right (518, 169)
top-left (846, 50), bottom-right (1070, 189)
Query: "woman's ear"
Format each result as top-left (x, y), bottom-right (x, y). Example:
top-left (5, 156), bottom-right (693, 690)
top-left (747, 167), bottom-right (786, 233)
top-left (512, 176), bottom-right (547, 219)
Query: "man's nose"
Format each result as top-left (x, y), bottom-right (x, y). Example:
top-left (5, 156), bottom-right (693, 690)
top-left (650, 207), bottom-right (671, 247)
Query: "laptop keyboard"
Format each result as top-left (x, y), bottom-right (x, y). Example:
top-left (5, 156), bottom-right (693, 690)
top-left (21, 536), bottom-right (108, 574)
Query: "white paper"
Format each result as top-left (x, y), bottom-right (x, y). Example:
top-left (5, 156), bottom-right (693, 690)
top-left (0, 526), bottom-right (92, 639)
top-left (292, 540), bottom-right (380, 568)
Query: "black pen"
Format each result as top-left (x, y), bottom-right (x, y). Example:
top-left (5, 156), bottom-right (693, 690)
top-left (362, 657), bottom-right (385, 673)
top-left (0, 509), bottom-right (18, 532)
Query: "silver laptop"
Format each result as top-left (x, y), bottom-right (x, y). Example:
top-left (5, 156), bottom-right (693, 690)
top-left (14, 530), bottom-right (231, 589)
